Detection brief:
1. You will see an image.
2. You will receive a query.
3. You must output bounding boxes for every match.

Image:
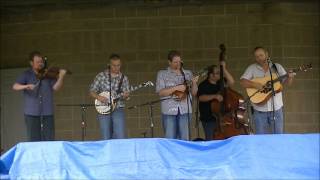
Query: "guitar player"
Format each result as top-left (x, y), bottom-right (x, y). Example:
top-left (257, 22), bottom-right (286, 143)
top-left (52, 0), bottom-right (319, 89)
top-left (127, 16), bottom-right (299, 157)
top-left (89, 53), bottom-right (130, 140)
top-left (240, 47), bottom-right (295, 134)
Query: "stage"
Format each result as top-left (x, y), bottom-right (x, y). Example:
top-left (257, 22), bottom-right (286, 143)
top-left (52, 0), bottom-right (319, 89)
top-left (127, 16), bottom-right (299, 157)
top-left (1, 134), bottom-right (319, 179)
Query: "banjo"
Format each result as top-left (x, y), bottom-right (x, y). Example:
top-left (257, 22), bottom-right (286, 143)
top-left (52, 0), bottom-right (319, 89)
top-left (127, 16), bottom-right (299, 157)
top-left (95, 81), bottom-right (154, 114)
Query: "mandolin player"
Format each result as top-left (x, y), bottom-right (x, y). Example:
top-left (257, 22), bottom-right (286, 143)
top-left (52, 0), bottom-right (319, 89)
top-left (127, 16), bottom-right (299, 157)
top-left (240, 47), bottom-right (295, 134)
top-left (89, 53), bottom-right (130, 140)
top-left (156, 50), bottom-right (198, 141)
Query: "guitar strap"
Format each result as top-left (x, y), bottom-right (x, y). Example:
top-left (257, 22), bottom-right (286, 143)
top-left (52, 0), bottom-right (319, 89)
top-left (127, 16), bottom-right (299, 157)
top-left (116, 74), bottom-right (124, 94)
top-left (271, 63), bottom-right (280, 76)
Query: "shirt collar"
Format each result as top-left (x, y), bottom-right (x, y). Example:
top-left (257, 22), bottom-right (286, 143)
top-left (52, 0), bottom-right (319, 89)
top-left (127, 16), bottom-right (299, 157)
top-left (167, 67), bottom-right (185, 74)
top-left (105, 70), bottom-right (122, 77)
top-left (255, 62), bottom-right (274, 71)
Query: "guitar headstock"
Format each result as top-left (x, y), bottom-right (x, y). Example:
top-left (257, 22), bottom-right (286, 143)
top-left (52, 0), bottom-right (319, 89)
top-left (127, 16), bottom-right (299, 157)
top-left (142, 81), bottom-right (154, 87)
top-left (298, 64), bottom-right (312, 72)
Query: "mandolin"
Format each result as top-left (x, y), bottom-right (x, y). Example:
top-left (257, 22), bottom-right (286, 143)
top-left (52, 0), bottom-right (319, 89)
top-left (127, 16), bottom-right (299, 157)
top-left (172, 67), bottom-right (208, 100)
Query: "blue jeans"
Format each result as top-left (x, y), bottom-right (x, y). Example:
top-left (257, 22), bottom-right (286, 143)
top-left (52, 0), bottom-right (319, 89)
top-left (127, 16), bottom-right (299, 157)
top-left (162, 112), bottom-right (192, 140)
top-left (253, 108), bottom-right (284, 134)
top-left (97, 108), bottom-right (126, 140)
top-left (201, 120), bottom-right (216, 141)
top-left (25, 115), bottom-right (54, 141)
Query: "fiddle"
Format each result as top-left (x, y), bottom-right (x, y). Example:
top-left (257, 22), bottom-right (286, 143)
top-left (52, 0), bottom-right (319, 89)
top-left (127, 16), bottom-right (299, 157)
top-left (37, 66), bottom-right (72, 80)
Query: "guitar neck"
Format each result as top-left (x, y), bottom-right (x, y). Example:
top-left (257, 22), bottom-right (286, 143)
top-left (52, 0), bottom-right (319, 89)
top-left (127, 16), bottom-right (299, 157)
top-left (272, 67), bottom-right (301, 83)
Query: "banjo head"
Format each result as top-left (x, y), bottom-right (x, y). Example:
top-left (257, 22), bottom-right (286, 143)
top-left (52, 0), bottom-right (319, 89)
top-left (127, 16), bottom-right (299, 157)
top-left (95, 91), bottom-right (116, 114)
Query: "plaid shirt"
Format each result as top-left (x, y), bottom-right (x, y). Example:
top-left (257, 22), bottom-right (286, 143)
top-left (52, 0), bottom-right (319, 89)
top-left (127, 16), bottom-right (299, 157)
top-left (89, 70), bottom-right (129, 108)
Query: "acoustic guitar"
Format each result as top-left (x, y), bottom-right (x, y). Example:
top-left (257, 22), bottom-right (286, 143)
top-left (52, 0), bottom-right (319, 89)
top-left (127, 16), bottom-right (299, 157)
top-left (246, 64), bottom-right (312, 105)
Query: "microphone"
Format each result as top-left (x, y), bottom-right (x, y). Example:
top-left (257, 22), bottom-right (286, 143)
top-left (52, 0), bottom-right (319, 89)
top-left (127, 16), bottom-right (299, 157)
top-left (179, 61), bottom-right (186, 80)
top-left (42, 56), bottom-right (48, 69)
top-left (180, 61), bottom-right (185, 74)
top-left (267, 57), bottom-right (272, 63)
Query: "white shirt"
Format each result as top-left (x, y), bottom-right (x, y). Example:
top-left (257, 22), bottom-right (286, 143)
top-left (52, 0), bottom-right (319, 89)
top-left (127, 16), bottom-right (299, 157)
top-left (241, 63), bottom-right (287, 112)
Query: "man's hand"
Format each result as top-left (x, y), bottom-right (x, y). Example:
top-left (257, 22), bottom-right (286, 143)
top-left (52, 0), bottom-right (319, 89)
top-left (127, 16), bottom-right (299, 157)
top-left (191, 76), bottom-right (199, 85)
top-left (97, 95), bottom-right (108, 103)
top-left (122, 91), bottom-right (130, 100)
top-left (174, 85), bottom-right (186, 92)
top-left (25, 84), bottom-right (36, 90)
top-left (288, 70), bottom-right (296, 78)
top-left (59, 69), bottom-right (67, 77)
top-left (220, 61), bottom-right (226, 70)
top-left (214, 94), bottom-right (223, 102)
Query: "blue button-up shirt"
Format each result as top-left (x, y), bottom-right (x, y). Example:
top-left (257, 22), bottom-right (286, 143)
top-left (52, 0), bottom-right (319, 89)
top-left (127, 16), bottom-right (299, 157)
top-left (15, 69), bottom-right (56, 116)
top-left (156, 67), bottom-right (193, 115)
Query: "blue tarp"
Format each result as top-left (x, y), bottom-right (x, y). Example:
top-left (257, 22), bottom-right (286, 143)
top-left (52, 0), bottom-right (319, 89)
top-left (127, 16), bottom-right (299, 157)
top-left (1, 134), bottom-right (319, 179)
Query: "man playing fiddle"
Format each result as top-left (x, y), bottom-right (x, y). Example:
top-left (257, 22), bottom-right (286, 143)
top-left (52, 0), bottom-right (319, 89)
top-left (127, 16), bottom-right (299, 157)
top-left (12, 51), bottom-right (67, 141)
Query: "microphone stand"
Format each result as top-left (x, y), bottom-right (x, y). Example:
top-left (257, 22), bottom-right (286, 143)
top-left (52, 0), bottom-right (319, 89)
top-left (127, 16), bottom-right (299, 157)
top-left (267, 58), bottom-right (276, 133)
top-left (0, 105), bottom-right (3, 154)
top-left (180, 65), bottom-right (191, 140)
top-left (56, 103), bottom-right (95, 141)
top-left (36, 62), bottom-right (49, 141)
top-left (35, 78), bottom-right (44, 141)
top-left (108, 66), bottom-right (113, 135)
top-left (193, 97), bottom-right (204, 141)
top-left (128, 97), bottom-right (173, 138)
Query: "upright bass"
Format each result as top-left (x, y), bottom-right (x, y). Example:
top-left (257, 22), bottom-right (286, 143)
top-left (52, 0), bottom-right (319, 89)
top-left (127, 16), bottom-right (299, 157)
top-left (211, 44), bottom-right (249, 139)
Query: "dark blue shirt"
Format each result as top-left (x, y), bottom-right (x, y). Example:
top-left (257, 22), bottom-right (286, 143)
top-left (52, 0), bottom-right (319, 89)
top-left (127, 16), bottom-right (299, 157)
top-left (16, 69), bottom-right (56, 116)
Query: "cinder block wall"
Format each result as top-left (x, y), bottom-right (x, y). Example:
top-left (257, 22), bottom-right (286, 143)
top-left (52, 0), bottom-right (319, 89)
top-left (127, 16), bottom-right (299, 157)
top-left (1, 0), bottom-right (319, 140)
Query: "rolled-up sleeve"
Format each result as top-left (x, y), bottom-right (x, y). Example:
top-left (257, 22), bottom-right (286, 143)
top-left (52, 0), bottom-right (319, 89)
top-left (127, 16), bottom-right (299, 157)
top-left (276, 63), bottom-right (287, 76)
top-left (240, 65), bottom-right (253, 80)
top-left (122, 76), bottom-right (130, 92)
top-left (89, 73), bottom-right (101, 93)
